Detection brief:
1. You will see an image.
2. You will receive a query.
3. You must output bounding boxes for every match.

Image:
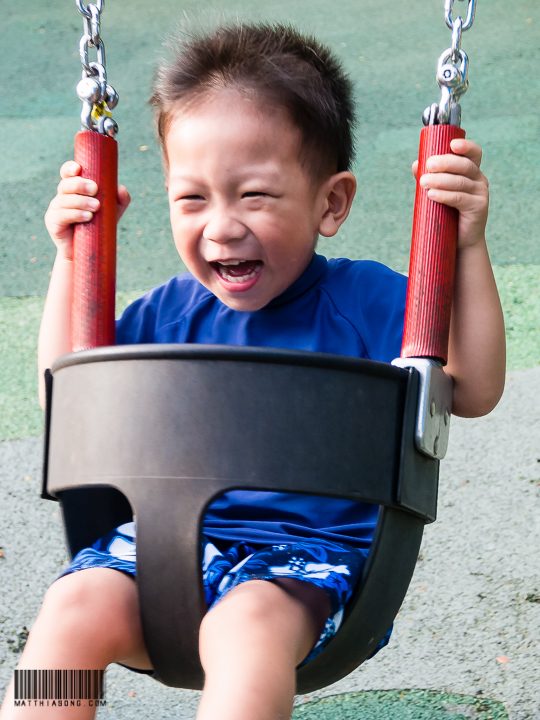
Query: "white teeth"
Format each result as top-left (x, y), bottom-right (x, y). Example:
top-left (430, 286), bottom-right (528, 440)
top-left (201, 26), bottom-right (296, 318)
top-left (218, 259), bottom-right (242, 266)
top-left (225, 273), bottom-right (254, 282)
top-left (217, 264), bottom-right (261, 283)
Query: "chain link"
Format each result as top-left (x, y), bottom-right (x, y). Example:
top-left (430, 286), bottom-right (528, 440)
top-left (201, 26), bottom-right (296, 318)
top-left (76, 0), bottom-right (118, 136)
top-left (423, 0), bottom-right (477, 127)
top-left (76, 0), bottom-right (104, 17)
top-left (445, 0), bottom-right (476, 32)
top-left (450, 15), bottom-right (462, 63)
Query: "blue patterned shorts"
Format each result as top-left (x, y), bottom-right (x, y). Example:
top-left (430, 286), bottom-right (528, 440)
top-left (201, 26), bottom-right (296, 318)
top-left (61, 522), bottom-right (391, 665)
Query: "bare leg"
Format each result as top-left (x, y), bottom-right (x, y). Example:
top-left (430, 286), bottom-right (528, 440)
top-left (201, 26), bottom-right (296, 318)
top-left (197, 578), bottom-right (330, 720)
top-left (0, 569), bottom-right (151, 720)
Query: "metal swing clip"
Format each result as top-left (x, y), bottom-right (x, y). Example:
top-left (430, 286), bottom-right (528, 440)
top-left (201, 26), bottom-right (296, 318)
top-left (392, 358), bottom-right (453, 460)
top-left (422, 0), bottom-right (476, 127)
top-left (75, 0), bottom-right (119, 136)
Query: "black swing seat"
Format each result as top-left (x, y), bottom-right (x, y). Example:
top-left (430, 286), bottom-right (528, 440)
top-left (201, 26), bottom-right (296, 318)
top-left (42, 344), bottom-right (439, 693)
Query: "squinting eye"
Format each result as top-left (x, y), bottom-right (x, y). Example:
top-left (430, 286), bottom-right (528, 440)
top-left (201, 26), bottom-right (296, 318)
top-left (242, 191), bottom-right (266, 198)
top-left (181, 195), bottom-right (205, 201)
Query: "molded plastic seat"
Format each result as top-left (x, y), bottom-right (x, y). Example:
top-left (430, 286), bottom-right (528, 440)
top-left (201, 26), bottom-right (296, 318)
top-left (42, 344), bottom-right (438, 693)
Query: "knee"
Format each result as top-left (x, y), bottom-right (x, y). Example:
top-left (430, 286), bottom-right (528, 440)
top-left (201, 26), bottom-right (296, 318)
top-left (201, 580), bottom-right (288, 638)
top-left (41, 569), bottom-right (136, 651)
top-left (199, 580), bottom-right (319, 671)
top-left (43, 570), bottom-right (113, 622)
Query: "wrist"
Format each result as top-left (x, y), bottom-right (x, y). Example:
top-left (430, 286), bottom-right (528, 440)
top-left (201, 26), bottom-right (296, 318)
top-left (54, 248), bottom-right (75, 265)
top-left (456, 236), bottom-right (487, 256)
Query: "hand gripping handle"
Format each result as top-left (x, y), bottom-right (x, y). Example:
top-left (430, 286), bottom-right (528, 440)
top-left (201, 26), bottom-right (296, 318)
top-left (71, 131), bottom-right (118, 352)
top-left (401, 124), bottom-right (466, 364)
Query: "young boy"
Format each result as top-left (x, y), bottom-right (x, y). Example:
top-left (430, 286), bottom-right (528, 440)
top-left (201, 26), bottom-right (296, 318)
top-left (2, 22), bottom-right (505, 720)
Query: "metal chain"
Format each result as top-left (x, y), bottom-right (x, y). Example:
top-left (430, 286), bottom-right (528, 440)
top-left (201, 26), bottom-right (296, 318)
top-left (445, 0), bottom-right (476, 33)
top-left (423, 0), bottom-right (476, 127)
top-left (76, 0), bottom-right (118, 136)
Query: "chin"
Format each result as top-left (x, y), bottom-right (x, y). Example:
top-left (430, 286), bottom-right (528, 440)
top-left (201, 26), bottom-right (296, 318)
top-left (210, 279), bottom-right (274, 312)
top-left (219, 295), bottom-right (269, 312)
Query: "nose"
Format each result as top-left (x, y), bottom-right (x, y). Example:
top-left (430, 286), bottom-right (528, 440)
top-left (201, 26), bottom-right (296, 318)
top-left (203, 205), bottom-right (247, 244)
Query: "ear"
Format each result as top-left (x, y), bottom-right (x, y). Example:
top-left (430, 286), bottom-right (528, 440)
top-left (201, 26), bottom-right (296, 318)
top-left (318, 172), bottom-right (357, 237)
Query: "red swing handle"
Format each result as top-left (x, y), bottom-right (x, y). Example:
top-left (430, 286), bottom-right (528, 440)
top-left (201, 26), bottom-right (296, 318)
top-left (71, 131), bottom-right (118, 352)
top-left (400, 123), bottom-right (466, 364)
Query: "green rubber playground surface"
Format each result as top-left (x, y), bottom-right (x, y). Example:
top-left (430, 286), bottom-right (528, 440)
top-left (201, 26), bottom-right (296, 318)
top-left (292, 690), bottom-right (508, 720)
top-left (0, 1), bottom-right (538, 716)
top-left (1, 0), bottom-right (539, 296)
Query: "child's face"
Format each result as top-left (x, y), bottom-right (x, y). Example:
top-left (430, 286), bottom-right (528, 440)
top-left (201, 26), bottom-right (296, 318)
top-left (165, 91), bottom-right (339, 311)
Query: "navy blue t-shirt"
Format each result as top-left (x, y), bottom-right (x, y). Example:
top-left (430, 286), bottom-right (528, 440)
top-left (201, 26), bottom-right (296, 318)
top-left (116, 253), bottom-right (408, 550)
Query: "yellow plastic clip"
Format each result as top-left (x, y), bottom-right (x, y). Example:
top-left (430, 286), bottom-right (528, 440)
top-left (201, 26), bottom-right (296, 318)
top-left (91, 102), bottom-right (113, 122)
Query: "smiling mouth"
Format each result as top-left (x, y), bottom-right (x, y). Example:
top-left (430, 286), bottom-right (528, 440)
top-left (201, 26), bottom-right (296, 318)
top-left (211, 259), bottom-right (263, 283)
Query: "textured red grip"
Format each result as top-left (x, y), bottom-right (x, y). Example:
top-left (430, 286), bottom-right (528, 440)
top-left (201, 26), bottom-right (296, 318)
top-left (401, 124), bottom-right (466, 363)
top-left (71, 131), bottom-right (118, 352)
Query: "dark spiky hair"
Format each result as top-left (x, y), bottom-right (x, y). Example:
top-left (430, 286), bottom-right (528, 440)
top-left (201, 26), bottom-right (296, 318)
top-left (150, 22), bottom-right (356, 179)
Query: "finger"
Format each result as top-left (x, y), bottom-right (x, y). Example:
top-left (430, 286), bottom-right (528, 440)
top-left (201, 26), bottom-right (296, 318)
top-left (57, 176), bottom-right (99, 197)
top-left (60, 161), bottom-right (82, 179)
top-left (49, 193), bottom-right (100, 213)
top-left (449, 138), bottom-right (483, 168)
top-left (117, 186), bottom-right (131, 222)
top-left (423, 187), bottom-right (485, 214)
top-left (420, 171), bottom-right (479, 196)
top-left (57, 208), bottom-right (95, 225)
top-left (118, 185), bottom-right (131, 208)
top-left (425, 153), bottom-right (484, 181)
top-left (412, 160), bottom-right (419, 181)
top-left (45, 194), bottom-right (99, 235)
top-left (46, 208), bottom-right (95, 234)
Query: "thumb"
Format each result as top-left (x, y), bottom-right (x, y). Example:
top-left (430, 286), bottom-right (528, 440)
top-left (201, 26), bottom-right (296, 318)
top-left (117, 185), bottom-right (131, 222)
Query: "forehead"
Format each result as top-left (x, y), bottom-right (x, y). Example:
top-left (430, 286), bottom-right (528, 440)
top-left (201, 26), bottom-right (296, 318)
top-left (164, 91), bottom-right (305, 178)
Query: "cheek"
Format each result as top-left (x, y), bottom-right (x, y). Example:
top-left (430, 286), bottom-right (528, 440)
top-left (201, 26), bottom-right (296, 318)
top-left (170, 217), bottom-right (200, 262)
top-left (254, 209), bottom-right (304, 243)
top-left (259, 212), bottom-right (314, 257)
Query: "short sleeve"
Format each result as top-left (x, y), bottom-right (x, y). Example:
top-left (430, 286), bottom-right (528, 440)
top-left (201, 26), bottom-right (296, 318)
top-left (115, 290), bottom-right (158, 345)
top-left (325, 259), bottom-right (408, 363)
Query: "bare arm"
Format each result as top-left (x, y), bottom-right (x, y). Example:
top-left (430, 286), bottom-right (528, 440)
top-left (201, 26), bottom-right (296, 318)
top-left (446, 240), bottom-right (505, 417)
top-left (38, 161), bottom-right (130, 409)
top-left (416, 138), bottom-right (505, 418)
top-left (37, 254), bottom-right (74, 408)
